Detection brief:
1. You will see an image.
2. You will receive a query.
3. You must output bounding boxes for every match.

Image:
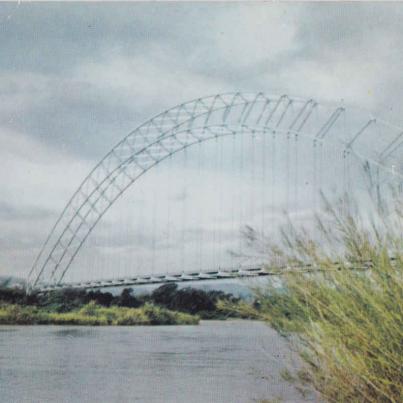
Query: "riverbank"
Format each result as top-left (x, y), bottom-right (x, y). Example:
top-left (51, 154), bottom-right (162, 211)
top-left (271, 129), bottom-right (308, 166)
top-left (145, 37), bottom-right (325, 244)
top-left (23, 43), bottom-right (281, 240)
top-left (0, 282), bottom-right (242, 326)
top-left (0, 301), bottom-right (199, 326)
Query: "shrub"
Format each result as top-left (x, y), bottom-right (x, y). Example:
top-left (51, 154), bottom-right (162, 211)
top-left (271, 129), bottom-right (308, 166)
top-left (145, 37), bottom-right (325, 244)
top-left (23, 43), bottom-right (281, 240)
top-left (227, 197), bottom-right (403, 402)
top-left (151, 283), bottom-right (179, 306)
top-left (150, 283), bottom-right (238, 317)
top-left (115, 288), bottom-right (141, 308)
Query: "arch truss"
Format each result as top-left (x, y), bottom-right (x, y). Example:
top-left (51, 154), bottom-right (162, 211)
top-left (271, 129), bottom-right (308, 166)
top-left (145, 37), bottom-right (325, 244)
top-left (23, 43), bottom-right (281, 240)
top-left (28, 92), bottom-right (403, 291)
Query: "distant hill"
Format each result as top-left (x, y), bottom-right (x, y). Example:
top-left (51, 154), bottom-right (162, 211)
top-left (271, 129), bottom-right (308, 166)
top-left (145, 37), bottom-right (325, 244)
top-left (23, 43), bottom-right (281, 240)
top-left (0, 275), bottom-right (26, 289)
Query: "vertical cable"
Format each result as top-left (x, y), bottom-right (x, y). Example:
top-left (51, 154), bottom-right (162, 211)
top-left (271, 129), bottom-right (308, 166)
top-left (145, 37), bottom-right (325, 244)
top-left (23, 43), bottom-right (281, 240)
top-left (138, 190), bottom-right (144, 275)
top-left (166, 154), bottom-right (172, 273)
top-left (346, 148), bottom-right (351, 214)
top-left (181, 147), bottom-right (188, 272)
top-left (250, 130), bottom-right (256, 232)
top-left (271, 130), bottom-right (276, 231)
top-left (343, 148), bottom-right (347, 214)
top-left (319, 141), bottom-right (324, 213)
top-left (294, 132), bottom-right (299, 213)
top-left (261, 129), bottom-right (267, 238)
top-left (313, 139), bottom-right (318, 214)
top-left (286, 131), bottom-right (290, 213)
top-left (230, 132), bottom-right (236, 269)
top-left (271, 129), bottom-right (277, 266)
top-left (318, 139), bottom-right (324, 244)
top-left (218, 134), bottom-right (224, 269)
top-left (198, 141), bottom-right (203, 271)
top-left (151, 185), bottom-right (157, 275)
top-left (343, 104), bottom-right (348, 216)
top-left (238, 128), bottom-right (244, 264)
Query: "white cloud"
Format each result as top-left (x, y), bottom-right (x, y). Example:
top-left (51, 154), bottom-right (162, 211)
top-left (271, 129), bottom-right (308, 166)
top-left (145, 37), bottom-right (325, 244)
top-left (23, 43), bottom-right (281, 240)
top-left (0, 72), bottom-right (51, 118)
top-left (0, 127), bottom-right (92, 276)
top-left (207, 4), bottom-right (299, 69)
top-left (1, 2), bottom-right (403, 282)
top-left (72, 47), bottom-right (230, 112)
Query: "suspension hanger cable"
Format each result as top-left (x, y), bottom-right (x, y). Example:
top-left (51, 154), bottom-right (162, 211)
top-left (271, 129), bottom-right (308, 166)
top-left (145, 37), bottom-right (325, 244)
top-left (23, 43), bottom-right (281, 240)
top-left (238, 127), bottom-right (245, 265)
top-left (250, 130), bottom-right (256, 235)
top-left (198, 141), bottom-right (203, 271)
top-left (151, 183), bottom-right (157, 275)
top-left (138, 189), bottom-right (144, 276)
top-left (220, 134), bottom-right (225, 269)
top-left (181, 146), bottom-right (188, 272)
top-left (285, 114), bottom-right (291, 214)
top-left (166, 154), bottom-right (172, 273)
top-left (317, 107), bottom-right (324, 244)
top-left (343, 103), bottom-right (349, 215)
top-left (262, 128), bottom-right (267, 238)
top-left (271, 129), bottom-right (276, 264)
top-left (313, 138), bottom-right (318, 214)
top-left (213, 134), bottom-right (219, 270)
top-left (294, 129), bottom-right (299, 216)
top-left (231, 131), bottom-right (236, 269)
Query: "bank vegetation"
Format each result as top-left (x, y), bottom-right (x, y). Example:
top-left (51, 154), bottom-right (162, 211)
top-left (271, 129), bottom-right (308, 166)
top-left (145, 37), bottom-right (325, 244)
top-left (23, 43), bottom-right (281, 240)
top-left (0, 281), bottom-right (239, 326)
top-left (220, 197), bottom-right (402, 403)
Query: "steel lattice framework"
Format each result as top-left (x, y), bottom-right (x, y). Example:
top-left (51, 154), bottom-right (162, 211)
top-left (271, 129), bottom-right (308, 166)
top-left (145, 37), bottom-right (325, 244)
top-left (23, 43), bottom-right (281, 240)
top-left (27, 92), bottom-right (403, 291)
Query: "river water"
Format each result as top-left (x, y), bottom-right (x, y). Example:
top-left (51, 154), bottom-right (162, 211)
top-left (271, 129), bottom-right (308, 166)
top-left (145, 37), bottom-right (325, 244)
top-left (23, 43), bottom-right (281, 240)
top-left (0, 321), bottom-right (316, 403)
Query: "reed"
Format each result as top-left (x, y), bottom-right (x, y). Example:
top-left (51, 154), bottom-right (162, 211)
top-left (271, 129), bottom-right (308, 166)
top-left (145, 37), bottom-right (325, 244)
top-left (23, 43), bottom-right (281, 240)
top-left (220, 196), bottom-right (403, 402)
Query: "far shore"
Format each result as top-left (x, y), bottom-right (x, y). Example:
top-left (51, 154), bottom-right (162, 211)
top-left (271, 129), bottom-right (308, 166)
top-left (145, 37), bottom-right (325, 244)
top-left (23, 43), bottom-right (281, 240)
top-left (0, 301), bottom-right (200, 326)
top-left (0, 282), bottom-right (246, 326)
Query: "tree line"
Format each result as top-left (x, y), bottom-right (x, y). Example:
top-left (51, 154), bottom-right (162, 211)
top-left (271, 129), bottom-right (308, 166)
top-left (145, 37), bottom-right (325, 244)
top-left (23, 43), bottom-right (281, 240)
top-left (0, 283), bottom-right (240, 318)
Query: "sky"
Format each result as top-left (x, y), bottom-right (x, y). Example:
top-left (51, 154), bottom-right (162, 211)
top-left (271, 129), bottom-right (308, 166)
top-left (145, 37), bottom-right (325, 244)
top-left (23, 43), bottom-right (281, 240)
top-left (1, 2), bottom-right (403, 280)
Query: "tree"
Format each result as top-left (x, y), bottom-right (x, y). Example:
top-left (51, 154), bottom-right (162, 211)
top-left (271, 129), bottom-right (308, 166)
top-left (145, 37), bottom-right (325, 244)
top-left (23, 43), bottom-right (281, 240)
top-left (86, 290), bottom-right (114, 307)
top-left (151, 283), bottom-right (179, 306)
top-left (116, 288), bottom-right (141, 308)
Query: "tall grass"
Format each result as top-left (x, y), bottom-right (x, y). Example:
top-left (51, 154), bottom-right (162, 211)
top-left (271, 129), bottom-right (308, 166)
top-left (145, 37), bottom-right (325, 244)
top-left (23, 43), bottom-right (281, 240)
top-left (220, 196), bottom-right (403, 402)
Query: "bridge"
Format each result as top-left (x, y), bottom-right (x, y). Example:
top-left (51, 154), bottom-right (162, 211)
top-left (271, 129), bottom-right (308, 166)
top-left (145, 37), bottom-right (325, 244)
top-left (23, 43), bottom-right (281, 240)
top-left (38, 265), bottom-right (268, 292)
top-left (27, 92), bottom-right (403, 292)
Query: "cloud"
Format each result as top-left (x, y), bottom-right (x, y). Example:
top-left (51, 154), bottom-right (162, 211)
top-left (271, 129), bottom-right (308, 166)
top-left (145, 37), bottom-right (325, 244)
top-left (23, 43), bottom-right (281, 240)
top-left (1, 2), bottom-right (402, 280)
top-left (0, 127), bottom-right (93, 276)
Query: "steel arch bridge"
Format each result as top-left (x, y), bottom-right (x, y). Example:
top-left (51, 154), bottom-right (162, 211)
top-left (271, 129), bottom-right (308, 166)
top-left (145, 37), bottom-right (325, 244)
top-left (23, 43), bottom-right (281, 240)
top-left (27, 92), bottom-right (403, 292)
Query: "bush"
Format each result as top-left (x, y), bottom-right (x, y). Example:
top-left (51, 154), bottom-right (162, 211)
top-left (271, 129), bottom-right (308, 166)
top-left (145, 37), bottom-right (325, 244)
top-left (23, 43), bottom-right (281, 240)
top-left (115, 288), bottom-right (141, 308)
top-left (258, 254), bottom-right (403, 402)
top-left (226, 197), bottom-right (403, 402)
top-left (0, 287), bottom-right (33, 305)
top-left (150, 283), bottom-right (238, 317)
top-left (37, 288), bottom-right (89, 312)
top-left (142, 303), bottom-right (199, 325)
top-left (85, 290), bottom-right (114, 307)
top-left (151, 283), bottom-right (179, 306)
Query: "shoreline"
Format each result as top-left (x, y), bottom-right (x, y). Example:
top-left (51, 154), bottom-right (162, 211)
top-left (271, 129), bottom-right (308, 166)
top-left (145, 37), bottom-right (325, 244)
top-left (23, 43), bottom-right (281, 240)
top-left (0, 301), bottom-right (200, 326)
top-left (0, 283), bottom-right (243, 326)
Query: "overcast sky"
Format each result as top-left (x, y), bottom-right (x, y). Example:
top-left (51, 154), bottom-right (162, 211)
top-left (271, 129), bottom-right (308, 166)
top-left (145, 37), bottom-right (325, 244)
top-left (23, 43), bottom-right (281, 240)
top-left (1, 2), bottom-right (403, 280)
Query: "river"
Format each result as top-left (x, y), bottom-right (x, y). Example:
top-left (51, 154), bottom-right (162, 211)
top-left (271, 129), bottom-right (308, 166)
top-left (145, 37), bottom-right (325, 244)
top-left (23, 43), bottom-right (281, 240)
top-left (0, 321), bottom-right (316, 403)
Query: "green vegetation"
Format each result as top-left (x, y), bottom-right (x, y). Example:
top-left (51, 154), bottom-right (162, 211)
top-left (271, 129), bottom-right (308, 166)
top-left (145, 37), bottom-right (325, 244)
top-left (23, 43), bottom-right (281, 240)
top-left (0, 281), bottom-right (239, 326)
top-left (0, 301), bottom-right (198, 326)
top-left (219, 198), bottom-right (403, 402)
top-left (149, 283), bottom-right (239, 318)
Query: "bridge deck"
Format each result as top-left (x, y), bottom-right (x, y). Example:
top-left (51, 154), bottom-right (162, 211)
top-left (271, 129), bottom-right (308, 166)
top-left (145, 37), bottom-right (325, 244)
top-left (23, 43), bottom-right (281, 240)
top-left (34, 259), bottom-right (378, 292)
top-left (36, 266), bottom-right (271, 291)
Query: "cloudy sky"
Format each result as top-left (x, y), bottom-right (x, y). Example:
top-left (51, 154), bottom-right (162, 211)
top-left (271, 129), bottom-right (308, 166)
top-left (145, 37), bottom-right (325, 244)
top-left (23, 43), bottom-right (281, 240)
top-left (1, 2), bottom-right (403, 280)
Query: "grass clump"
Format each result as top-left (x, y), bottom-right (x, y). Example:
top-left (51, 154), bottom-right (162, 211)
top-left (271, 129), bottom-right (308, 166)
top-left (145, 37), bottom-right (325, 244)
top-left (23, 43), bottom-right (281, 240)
top-left (258, 253), bottom-right (403, 402)
top-left (221, 197), bottom-right (403, 402)
top-left (0, 301), bottom-right (199, 326)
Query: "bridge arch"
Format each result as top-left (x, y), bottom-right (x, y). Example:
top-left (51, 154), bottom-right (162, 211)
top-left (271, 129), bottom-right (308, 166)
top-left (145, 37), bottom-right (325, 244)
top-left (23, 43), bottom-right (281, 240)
top-left (28, 92), bottom-right (403, 290)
